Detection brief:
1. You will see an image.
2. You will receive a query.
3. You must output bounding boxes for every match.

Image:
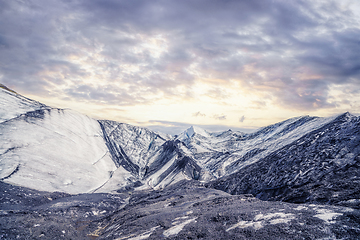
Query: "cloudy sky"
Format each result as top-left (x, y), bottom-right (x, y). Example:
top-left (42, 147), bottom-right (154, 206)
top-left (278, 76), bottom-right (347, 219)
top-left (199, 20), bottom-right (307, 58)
top-left (1, 0), bottom-right (360, 135)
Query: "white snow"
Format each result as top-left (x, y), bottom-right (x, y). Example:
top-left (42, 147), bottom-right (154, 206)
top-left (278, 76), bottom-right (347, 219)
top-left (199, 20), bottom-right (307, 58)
top-left (314, 209), bottom-right (342, 223)
top-left (0, 88), bottom-right (47, 123)
top-left (163, 218), bottom-right (197, 237)
top-left (174, 115), bottom-right (339, 179)
top-left (1, 86), bottom-right (356, 194)
top-left (118, 226), bottom-right (159, 240)
top-left (255, 212), bottom-right (295, 224)
top-left (0, 107), bottom-right (117, 194)
top-left (93, 166), bottom-right (135, 193)
top-left (227, 212), bottom-right (295, 232)
top-left (177, 126), bottom-right (210, 142)
top-left (226, 221), bottom-right (263, 231)
top-left (294, 206), bottom-right (308, 211)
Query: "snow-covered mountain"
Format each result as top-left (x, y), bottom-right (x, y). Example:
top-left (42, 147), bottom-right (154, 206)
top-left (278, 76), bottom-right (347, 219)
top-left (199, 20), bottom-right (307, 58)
top-left (0, 86), bottom-right (208, 193)
top-left (2, 84), bottom-right (360, 239)
top-left (98, 121), bottom-right (212, 191)
top-left (176, 115), bottom-right (337, 179)
top-left (1, 84), bottom-right (360, 209)
top-left (207, 112), bottom-right (360, 207)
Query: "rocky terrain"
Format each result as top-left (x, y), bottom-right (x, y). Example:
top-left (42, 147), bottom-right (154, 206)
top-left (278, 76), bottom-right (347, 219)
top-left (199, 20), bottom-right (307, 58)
top-left (2, 180), bottom-right (360, 240)
top-left (1, 84), bottom-right (360, 239)
top-left (207, 112), bottom-right (360, 208)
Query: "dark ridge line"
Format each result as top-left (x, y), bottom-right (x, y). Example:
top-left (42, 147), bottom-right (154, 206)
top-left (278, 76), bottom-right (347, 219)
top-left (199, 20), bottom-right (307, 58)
top-left (98, 121), bottom-right (140, 175)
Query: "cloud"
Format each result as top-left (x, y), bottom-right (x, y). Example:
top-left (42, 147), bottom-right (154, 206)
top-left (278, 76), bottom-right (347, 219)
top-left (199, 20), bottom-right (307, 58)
top-left (0, 0), bottom-right (360, 114)
top-left (251, 100), bottom-right (267, 109)
top-left (239, 115), bottom-right (245, 123)
top-left (213, 114), bottom-right (226, 121)
top-left (205, 88), bottom-right (229, 99)
top-left (192, 111), bottom-right (206, 117)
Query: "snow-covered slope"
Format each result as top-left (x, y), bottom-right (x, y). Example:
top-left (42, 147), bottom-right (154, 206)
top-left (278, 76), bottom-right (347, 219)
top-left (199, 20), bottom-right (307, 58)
top-left (207, 112), bottom-right (360, 206)
top-left (1, 83), bottom-right (359, 203)
top-left (0, 85), bottom-right (210, 193)
top-left (0, 85), bottom-right (122, 194)
top-left (176, 126), bottom-right (244, 153)
top-left (97, 121), bottom-right (209, 190)
top-left (177, 116), bottom-right (337, 178)
top-left (0, 108), bottom-right (119, 194)
top-left (0, 85), bottom-right (48, 123)
top-left (99, 120), bottom-right (171, 176)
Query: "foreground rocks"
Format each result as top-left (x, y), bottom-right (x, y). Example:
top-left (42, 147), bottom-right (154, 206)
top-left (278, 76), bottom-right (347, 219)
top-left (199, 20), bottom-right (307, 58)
top-left (1, 181), bottom-right (360, 239)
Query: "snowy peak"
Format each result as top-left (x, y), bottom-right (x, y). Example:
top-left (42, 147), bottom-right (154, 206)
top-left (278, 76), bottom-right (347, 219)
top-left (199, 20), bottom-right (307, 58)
top-left (2, 85), bottom-right (360, 198)
top-left (189, 125), bottom-right (210, 137)
top-left (333, 111), bottom-right (354, 122)
top-left (210, 129), bottom-right (244, 139)
top-left (177, 125), bottom-right (210, 141)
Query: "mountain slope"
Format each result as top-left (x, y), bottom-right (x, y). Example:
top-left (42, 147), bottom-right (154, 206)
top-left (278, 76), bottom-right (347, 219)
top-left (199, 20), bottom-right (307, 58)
top-left (0, 108), bottom-right (120, 194)
top-left (98, 121), bottom-right (210, 191)
top-left (0, 85), bottom-right (48, 123)
top-left (207, 112), bottom-right (360, 207)
top-left (0, 86), bottom-right (208, 193)
top-left (2, 83), bottom-right (360, 207)
top-left (177, 116), bottom-right (337, 179)
top-left (2, 84), bottom-right (360, 239)
top-left (99, 120), bottom-right (171, 176)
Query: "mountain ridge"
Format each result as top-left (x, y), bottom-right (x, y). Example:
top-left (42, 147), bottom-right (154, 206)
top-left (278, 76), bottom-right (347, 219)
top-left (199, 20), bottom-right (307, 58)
top-left (2, 84), bottom-right (360, 239)
top-left (1, 84), bottom-right (359, 204)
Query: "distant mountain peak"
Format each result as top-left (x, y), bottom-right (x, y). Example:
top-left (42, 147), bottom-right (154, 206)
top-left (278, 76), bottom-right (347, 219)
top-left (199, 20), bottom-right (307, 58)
top-left (332, 111), bottom-right (354, 123)
top-left (341, 111), bottom-right (352, 118)
top-left (185, 125), bottom-right (210, 138)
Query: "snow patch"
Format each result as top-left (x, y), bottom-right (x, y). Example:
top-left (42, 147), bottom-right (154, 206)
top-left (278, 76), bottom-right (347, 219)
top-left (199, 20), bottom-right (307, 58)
top-left (294, 206), bottom-right (308, 211)
top-left (163, 218), bottom-right (197, 237)
top-left (116, 226), bottom-right (159, 240)
top-left (226, 221), bottom-right (263, 231)
top-left (227, 212), bottom-right (295, 231)
top-left (314, 209), bottom-right (342, 223)
top-left (255, 212), bottom-right (295, 224)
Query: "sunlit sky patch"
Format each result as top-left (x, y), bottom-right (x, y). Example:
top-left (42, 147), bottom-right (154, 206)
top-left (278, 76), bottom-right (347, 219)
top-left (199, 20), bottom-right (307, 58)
top-left (1, 0), bottom-right (360, 135)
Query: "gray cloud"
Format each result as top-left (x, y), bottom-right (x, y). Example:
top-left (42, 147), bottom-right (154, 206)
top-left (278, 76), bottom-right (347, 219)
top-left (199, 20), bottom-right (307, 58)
top-left (0, 0), bottom-right (359, 111)
top-left (65, 84), bottom-right (148, 105)
top-left (192, 111), bottom-right (206, 117)
top-left (239, 115), bottom-right (245, 123)
top-left (213, 114), bottom-right (227, 121)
